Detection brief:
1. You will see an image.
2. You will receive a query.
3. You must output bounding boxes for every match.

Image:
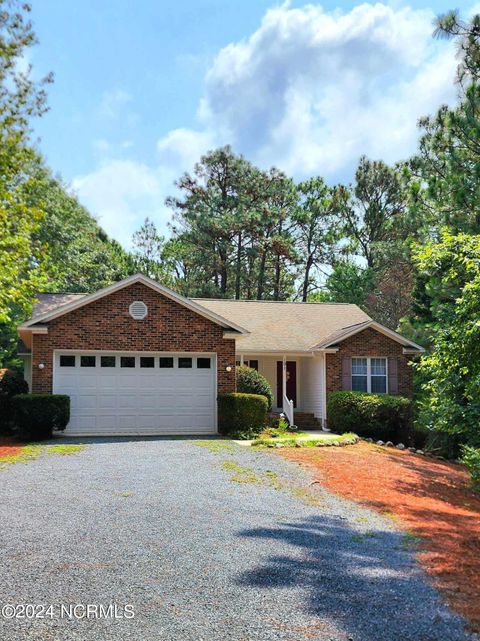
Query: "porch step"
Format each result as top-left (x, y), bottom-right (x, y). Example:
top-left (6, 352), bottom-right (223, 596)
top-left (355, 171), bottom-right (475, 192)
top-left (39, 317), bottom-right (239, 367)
top-left (293, 412), bottom-right (323, 430)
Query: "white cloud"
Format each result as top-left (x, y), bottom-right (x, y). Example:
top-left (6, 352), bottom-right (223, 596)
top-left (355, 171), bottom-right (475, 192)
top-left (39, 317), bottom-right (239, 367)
top-left (72, 160), bottom-right (171, 247)
top-left (98, 89), bottom-right (133, 120)
top-left (196, 2), bottom-right (457, 176)
top-left (73, 2), bottom-right (460, 248)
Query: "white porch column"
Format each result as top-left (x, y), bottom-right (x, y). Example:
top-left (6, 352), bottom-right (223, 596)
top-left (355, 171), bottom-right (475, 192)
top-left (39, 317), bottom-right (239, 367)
top-left (240, 354), bottom-right (244, 365)
top-left (282, 355), bottom-right (294, 425)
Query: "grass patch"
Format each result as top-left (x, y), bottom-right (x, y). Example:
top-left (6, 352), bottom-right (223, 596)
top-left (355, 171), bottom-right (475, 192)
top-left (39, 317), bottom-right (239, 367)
top-left (397, 532), bottom-right (423, 550)
top-left (47, 444), bottom-right (85, 455)
top-left (220, 460), bottom-right (260, 483)
top-left (252, 432), bottom-right (358, 448)
top-left (219, 459), bottom-right (321, 506)
top-left (260, 429), bottom-right (309, 439)
top-left (194, 440), bottom-right (235, 454)
top-left (289, 486), bottom-right (322, 507)
top-left (351, 531), bottom-right (378, 542)
top-left (0, 442), bottom-right (86, 469)
top-left (219, 461), bottom-right (282, 487)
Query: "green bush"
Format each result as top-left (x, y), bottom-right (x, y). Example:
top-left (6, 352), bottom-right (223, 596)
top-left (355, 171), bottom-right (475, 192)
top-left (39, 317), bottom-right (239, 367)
top-left (461, 446), bottom-right (480, 490)
top-left (11, 394), bottom-right (70, 441)
top-left (218, 392), bottom-right (268, 439)
top-left (424, 431), bottom-right (462, 459)
top-left (412, 423), bottom-right (429, 449)
top-left (327, 391), bottom-right (412, 443)
top-left (236, 365), bottom-right (273, 411)
top-left (0, 369), bottom-right (29, 434)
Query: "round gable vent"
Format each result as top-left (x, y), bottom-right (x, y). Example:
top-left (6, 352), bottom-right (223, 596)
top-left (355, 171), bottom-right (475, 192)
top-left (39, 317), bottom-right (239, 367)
top-left (129, 301), bottom-right (148, 320)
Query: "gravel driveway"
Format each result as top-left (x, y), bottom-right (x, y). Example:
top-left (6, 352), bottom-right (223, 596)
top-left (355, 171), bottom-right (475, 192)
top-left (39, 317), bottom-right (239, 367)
top-left (0, 438), bottom-right (473, 641)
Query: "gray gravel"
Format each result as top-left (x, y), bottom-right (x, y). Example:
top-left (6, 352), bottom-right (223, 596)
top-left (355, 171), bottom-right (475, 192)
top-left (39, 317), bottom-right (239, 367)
top-left (0, 438), bottom-right (474, 641)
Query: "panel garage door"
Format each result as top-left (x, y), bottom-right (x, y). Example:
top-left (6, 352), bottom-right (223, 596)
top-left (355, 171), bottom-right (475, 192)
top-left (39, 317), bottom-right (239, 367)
top-left (53, 352), bottom-right (217, 436)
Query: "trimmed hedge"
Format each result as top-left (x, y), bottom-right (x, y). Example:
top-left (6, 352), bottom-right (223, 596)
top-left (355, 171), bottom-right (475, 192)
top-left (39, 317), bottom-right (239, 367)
top-left (218, 392), bottom-right (268, 439)
top-left (236, 366), bottom-right (273, 411)
top-left (0, 369), bottom-right (29, 434)
top-left (11, 394), bottom-right (70, 441)
top-left (327, 391), bottom-right (412, 443)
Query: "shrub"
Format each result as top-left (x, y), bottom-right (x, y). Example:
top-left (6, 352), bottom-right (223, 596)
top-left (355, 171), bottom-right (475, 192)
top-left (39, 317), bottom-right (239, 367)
top-left (461, 446), bottom-right (480, 490)
top-left (412, 423), bottom-right (429, 449)
top-left (424, 431), bottom-right (462, 459)
top-left (0, 369), bottom-right (29, 434)
top-left (236, 366), bottom-right (273, 411)
top-left (218, 392), bottom-right (268, 439)
top-left (11, 394), bottom-right (70, 441)
top-left (327, 391), bottom-right (412, 443)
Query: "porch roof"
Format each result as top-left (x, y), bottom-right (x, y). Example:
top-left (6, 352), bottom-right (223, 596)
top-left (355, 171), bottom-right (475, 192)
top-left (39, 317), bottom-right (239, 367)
top-left (192, 299), bottom-right (371, 352)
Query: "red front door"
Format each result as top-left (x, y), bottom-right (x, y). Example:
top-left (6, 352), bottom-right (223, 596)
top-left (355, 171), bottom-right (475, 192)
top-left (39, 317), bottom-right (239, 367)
top-left (276, 361), bottom-right (297, 409)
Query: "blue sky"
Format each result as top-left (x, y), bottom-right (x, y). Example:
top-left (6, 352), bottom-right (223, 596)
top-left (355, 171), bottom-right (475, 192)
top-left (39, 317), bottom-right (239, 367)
top-left (29, 0), bottom-right (475, 247)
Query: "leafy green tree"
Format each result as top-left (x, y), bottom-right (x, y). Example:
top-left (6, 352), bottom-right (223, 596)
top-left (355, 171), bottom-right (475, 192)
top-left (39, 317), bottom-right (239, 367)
top-left (166, 147), bottom-right (298, 300)
top-left (167, 146), bottom-right (257, 297)
top-left (131, 217), bottom-right (173, 284)
top-left (434, 11), bottom-right (480, 85)
top-left (293, 177), bottom-right (337, 301)
top-left (26, 163), bottom-right (135, 293)
top-left (310, 260), bottom-right (375, 308)
top-left (333, 156), bottom-right (409, 270)
top-left (0, 1), bottom-right (52, 331)
top-left (408, 12), bottom-right (480, 235)
top-left (413, 231), bottom-right (480, 447)
top-left (411, 87), bottom-right (480, 233)
top-left (253, 168), bottom-right (297, 301)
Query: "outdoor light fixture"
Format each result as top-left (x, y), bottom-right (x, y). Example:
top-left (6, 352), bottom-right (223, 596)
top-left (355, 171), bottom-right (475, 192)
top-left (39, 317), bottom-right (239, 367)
top-left (38, 363), bottom-right (45, 370)
top-left (226, 366), bottom-right (232, 372)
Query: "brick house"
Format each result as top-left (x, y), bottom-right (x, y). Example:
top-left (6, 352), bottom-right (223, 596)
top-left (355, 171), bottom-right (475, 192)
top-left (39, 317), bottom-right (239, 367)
top-left (17, 274), bottom-right (423, 436)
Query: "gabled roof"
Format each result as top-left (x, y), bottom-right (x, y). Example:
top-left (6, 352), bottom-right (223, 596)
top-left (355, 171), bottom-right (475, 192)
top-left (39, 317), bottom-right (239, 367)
top-left (19, 274), bottom-right (249, 335)
top-left (32, 293), bottom-right (87, 318)
top-left (192, 298), bottom-right (372, 352)
top-left (314, 319), bottom-right (425, 352)
top-left (18, 275), bottom-right (424, 354)
top-left (194, 299), bottom-right (425, 353)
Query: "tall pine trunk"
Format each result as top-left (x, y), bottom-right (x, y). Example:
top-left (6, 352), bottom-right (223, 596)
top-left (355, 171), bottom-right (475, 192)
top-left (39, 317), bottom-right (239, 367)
top-left (235, 231), bottom-right (242, 300)
top-left (273, 254), bottom-right (281, 300)
top-left (302, 254), bottom-right (314, 302)
top-left (256, 249), bottom-right (267, 300)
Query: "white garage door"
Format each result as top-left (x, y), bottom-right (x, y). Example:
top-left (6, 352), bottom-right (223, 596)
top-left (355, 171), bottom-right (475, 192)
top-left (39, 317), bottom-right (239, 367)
top-left (53, 351), bottom-right (217, 436)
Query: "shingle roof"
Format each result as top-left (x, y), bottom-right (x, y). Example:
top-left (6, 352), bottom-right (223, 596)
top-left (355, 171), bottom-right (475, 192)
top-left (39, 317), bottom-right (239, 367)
top-left (33, 293), bottom-right (86, 319)
top-left (192, 299), bottom-right (371, 352)
top-left (29, 292), bottom-right (372, 353)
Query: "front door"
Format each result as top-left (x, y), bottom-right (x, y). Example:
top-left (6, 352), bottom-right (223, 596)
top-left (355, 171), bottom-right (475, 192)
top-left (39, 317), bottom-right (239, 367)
top-left (276, 361), bottom-right (297, 409)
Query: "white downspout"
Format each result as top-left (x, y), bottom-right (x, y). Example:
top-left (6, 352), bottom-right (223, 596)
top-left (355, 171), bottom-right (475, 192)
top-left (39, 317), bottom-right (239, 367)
top-left (321, 352), bottom-right (328, 430)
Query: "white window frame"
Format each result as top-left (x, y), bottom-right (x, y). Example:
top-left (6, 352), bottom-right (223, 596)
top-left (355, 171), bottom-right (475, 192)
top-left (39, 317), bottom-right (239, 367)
top-left (352, 357), bottom-right (388, 394)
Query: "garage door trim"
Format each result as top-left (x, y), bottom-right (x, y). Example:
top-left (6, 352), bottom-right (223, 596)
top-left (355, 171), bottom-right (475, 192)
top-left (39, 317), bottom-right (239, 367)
top-left (52, 349), bottom-right (218, 436)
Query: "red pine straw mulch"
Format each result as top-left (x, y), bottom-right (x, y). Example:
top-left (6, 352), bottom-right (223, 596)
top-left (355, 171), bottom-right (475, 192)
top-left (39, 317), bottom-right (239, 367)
top-left (0, 438), bottom-right (23, 459)
top-left (279, 442), bottom-right (480, 632)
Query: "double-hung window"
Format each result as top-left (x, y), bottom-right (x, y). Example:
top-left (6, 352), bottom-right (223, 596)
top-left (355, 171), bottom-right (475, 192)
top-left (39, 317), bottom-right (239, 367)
top-left (351, 357), bottom-right (387, 393)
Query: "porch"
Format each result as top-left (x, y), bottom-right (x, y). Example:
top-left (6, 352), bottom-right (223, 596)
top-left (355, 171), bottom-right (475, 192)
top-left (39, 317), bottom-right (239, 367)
top-left (236, 352), bottom-right (327, 429)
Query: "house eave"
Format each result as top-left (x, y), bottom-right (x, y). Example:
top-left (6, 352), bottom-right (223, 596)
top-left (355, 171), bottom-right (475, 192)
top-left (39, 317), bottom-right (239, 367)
top-left (18, 274), bottom-right (250, 336)
top-left (314, 320), bottom-right (425, 353)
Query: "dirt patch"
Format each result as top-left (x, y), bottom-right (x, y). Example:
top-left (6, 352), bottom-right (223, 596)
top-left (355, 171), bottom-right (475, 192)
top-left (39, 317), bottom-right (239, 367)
top-left (279, 442), bottom-right (480, 632)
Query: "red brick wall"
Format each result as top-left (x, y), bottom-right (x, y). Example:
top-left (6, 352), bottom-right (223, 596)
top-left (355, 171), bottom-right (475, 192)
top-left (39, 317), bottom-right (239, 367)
top-left (325, 327), bottom-right (413, 398)
top-left (31, 283), bottom-right (236, 395)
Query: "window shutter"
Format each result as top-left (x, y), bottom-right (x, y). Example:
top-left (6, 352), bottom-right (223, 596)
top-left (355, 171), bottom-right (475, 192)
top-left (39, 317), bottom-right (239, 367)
top-left (342, 357), bottom-right (352, 390)
top-left (388, 357), bottom-right (398, 394)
